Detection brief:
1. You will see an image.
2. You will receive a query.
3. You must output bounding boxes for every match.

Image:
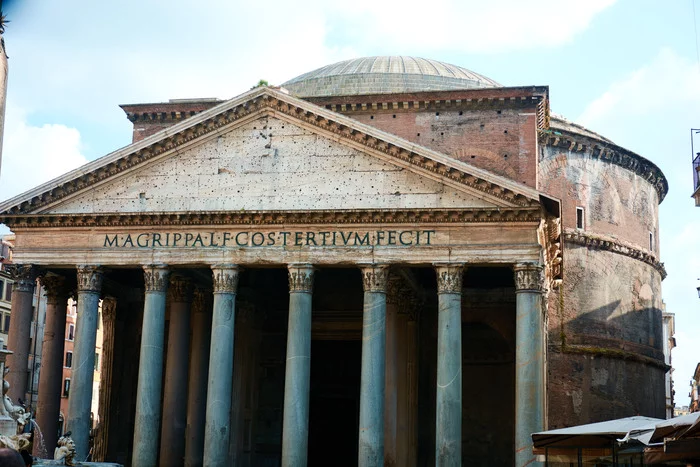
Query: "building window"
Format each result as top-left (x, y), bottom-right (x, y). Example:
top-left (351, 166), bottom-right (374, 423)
top-left (2, 314), bottom-right (9, 333)
top-left (68, 324), bottom-right (74, 341)
top-left (65, 351), bottom-right (73, 368)
top-left (97, 311), bottom-right (101, 330)
top-left (4, 282), bottom-right (11, 302)
top-left (94, 353), bottom-right (100, 371)
top-left (0, 279), bottom-right (4, 300)
top-left (576, 207), bottom-right (585, 230)
top-left (63, 379), bottom-right (70, 397)
top-left (650, 231), bottom-right (654, 252)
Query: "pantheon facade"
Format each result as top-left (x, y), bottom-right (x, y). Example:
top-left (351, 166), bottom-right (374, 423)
top-left (0, 57), bottom-right (667, 467)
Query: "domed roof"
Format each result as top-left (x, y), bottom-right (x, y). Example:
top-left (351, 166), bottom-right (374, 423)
top-left (282, 56), bottom-right (501, 97)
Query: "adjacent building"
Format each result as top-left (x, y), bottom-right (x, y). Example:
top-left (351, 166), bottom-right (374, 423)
top-left (0, 57), bottom-right (668, 466)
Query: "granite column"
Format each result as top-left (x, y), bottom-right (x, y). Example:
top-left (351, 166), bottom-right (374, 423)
top-left (203, 264), bottom-right (239, 467)
top-left (514, 263), bottom-right (545, 467)
top-left (132, 265), bottom-right (170, 467)
top-left (358, 265), bottom-right (388, 467)
top-left (66, 265), bottom-right (103, 461)
top-left (5, 264), bottom-right (38, 402)
top-left (435, 264), bottom-right (463, 467)
top-left (35, 274), bottom-right (68, 455)
top-left (281, 264), bottom-right (314, 467)
top-left (159, 275), bottom-right (193, 466)
top-left (184, 288), bottom-right (212, 467)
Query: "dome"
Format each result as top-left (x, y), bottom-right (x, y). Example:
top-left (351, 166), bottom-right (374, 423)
top-left (282, 56), bottom-right (501, 97)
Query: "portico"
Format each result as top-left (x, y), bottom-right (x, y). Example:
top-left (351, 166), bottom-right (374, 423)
top-left (0, 87), bottom-right (560, 466)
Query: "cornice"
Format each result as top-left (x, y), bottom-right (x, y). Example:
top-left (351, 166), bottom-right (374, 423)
top-left (541, 128), bottom-right (668, 202)
top-left (0, 88), bottom-right (543, 216)
top-left (0, 207), bottom-right (544, 229)
top-left (563, 228), bottom-right (666, 279)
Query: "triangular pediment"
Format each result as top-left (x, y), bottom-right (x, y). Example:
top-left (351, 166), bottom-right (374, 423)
top-left (0, 87), bottom-right (545, 220)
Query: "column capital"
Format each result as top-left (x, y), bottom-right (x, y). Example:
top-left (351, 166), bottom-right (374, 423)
top-left (192, 287), bottom-right (213, 314)
top-left (41, 274), bottom-right (68, 306)
top-left (102, 296), bottom-right (118, 321)
top-left (288, 264), bottom-right (314, 293)
top-left (360, 264), bottom-right (390, 293)
top-left (168, 275), bottom-right (194, 303)
top-left (143, 264), bottom-right (170, 293)
top-left (77, 265), bottom-right (104, 293)
top-left (435, 263), bottom-right (464, 294)
top-left (211, 264), bottom-right (239, 294)
top-left (5, 264), bottom-right (39, 292)
top-left (513, 263), bottom-right (544, 293)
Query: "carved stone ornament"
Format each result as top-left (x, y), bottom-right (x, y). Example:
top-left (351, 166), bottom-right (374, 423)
top-left (5, 264), bottom-right (39, 293)
top-left (288, 264), bottom-right (314, 293)
top-left (211, 264), bottom-right (239, 294)
top-left (361, 265), bottom-right (389, 293)
top-left (168, 275), bottom-right (194, 303)
top-left (143, 265), bottom-right (170, 293)
top-left (192, 287), bottom-right (212, 314)
top-left (77, 265), bottom-right (104, 293)
top-left (101, 296), bottom-right (117, 322)
top-left (435, 264), bottom-right (464, 294)
top-left (513, 263), bottom-right (544, 293)
top-left (41, 274), bottom-right (67, 305)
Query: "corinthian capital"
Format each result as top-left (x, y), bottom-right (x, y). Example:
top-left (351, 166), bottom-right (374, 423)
top-left (5, 264), bottom-right (39, 293)
top-left (288, 264), bottom-right (314, 293)
top-left (435, 264), bottom-right (464, 294)
top-left (143, 265), bottom-right (169, 293)
top-left (41, 274), bottom-right (68, 305)
top-left (168, 275), bottom-right (194, 303)
top-left (361, 264), bottom-right (389, 293)
top-left (211, 264), bottom-right (239, 294)
top-left (514, 263), bottom-right (544, 293)
top-left (77, 265), bottom-right (103, 293)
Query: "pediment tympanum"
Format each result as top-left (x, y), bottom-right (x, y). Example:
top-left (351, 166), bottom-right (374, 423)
top-left (0, 87), bottom-right (545, 223)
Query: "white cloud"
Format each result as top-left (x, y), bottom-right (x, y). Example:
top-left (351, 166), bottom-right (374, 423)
top-left (579, 49), bottom-right (700, 129)
top-left (0, 103), bottom-right (88, 200)
top-left (330, 0), bottom-right (617, 53)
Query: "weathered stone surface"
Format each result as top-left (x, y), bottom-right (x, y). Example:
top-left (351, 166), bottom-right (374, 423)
top-left (48, 116), bottom-right (497, 214)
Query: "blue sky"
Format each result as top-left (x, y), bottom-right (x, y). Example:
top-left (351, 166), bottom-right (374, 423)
top-left (0, 0), bottom-right (698, 405)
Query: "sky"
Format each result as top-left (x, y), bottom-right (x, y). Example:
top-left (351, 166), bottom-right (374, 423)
top-left (0, 0), bottom-right (698, 406)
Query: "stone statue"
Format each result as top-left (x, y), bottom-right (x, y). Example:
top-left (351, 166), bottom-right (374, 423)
top-left (0, 432), bottom-right (31, 451)
top-left (2, 380), bottom-right (31, 431)
top-left (54, 434), bottom-right (77, 466)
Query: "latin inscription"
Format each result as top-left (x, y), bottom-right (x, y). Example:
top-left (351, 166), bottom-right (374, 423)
top-left (103, 230), bottom-right (436, 248)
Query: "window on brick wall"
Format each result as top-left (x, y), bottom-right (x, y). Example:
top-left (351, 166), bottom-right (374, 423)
top-left (576, 207), bottom-right (585, 230)
top-left (68, 324), bottom-right (74, 341)
top-left (63, 378), bottom-right (70, 397)
top-left (65, 351), bottom-right (72, 368)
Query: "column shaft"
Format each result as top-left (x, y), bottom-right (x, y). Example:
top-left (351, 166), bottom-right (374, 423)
top-left (203, 265), bottom-right (239, 467)
top-left (184, 289), bottom-right (212, 467)
top-left (281, 264), bottom-right (314, 467)
top-left (92, 296), bottom-right (117, 462)
top-left (358, 265), bottom-right (388, 467)
top-left (35, 274), bottom-right (67, 456)
top-left (66, 265), bottom-right (103, 461)
top-left (132, 265), bottom-right (170, 467)
top-left (159, 276), bottom-right (193, 466)
top-left (5, 265), bottom-right (38, 402)
top-left (435, 264), bottom-right (463, 467)
top-left (514, 263), bottom-right (545, 467)
top-left (384, 278), bottom-right (400, 467)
